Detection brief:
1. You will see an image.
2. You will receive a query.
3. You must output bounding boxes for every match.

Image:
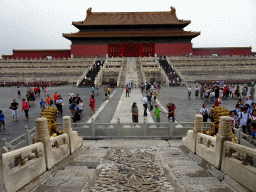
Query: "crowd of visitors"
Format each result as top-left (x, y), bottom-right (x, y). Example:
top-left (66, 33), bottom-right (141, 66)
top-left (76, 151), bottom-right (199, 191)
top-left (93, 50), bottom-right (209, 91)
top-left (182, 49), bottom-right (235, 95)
top-left (197, 82), bottom-right (256, 138)
top-left (0, 81), bottom-right (68, 87)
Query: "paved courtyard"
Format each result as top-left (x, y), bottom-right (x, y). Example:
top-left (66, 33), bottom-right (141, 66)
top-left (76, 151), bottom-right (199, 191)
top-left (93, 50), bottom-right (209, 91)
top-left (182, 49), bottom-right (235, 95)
top-left (0, 84), bottom-right (238, 143)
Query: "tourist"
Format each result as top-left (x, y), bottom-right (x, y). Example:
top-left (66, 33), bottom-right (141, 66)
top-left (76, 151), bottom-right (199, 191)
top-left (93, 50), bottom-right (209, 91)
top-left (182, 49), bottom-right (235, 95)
top-left (166, 101), bottom-right (176, 122)
top-left (53, 92), bottom-right (58, 105)
top-left (43, 86), bottom-right (47, 96)
top-left (200, 104), bottom-right (209, 122)
top-left (214, 96), bottom-right (222, 106)
top-left (147, 90), bottom-right (152, 106)
top-left (91, 85), bottom-right (95, 96)
top-left (153, 90), bottom-right (157, 103)
top-left (128, 83), bottom-right (131, 93)
top-left (74, 93), bottom-right (81, 104)
top-left (21, 98), bottom-right (30, 120)
top-left (142, 95), bottom-right (148, 117)
top-left (126, 85), bottom-right (129, 97)
top-left (235, 104), bottom-right (241, 115)
top-left (141, 83), bottom-right (144, 92)
top-left (37, 86), bottom-right (41, 95)
top-left (26, 91), bottom-right (30, 102)
top-left (55, 96), bottom-right (63, 116)
top-left (29, 90), bottom-right (35, 104)
top-left (249, 109), bottom-right (256, 138)
top-left (73, 103), bottom-right (81, 122)
top-left (40, 98), bottom-right (45, 111)
top-left (188, 86), bottom-right (192, 99)
top-left (46, 94), bottom-right (53, 107)
top-left (131, 102), bottom-right (139, 123)
top-left (69, 91), bottom-right (73, 104)
top-left (250, 85), bottom-right (255, 100)
top-left (230, 111), bottom-right (238, 128)
top-left (96, 85), bottom-right (100, 95)
top-left (0, 110), bottom-right (5, 129)
top-left (246, 95), bottom-right (254, 106)
top-left (195, 86), bottom-right (199, 97)
top-left (104, 86), bottom-right (107, 100)
top-left (17, 86), bottom-right (21, 96)
top-left (34, 86), bottom-right (38, 96)
top-left (154, 104), bottom-right (161, 122)
top-left (79, 100), bottom-right (83, 115)
top-left (90, 95), bottom-right (95, 116)
top-left (107, 86), bottom-right (111, 100)
top-left (9, 99), bottom-right (19, 120)
top-left (238, 107), bottom-right (251, 134)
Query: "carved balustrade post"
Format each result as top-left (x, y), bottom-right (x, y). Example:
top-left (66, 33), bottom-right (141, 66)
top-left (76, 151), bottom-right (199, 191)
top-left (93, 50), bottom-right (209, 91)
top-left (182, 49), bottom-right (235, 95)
top-left (191, 114), bottom-right (203, 153)
top-left (35, 117), bottom-right (54, 169)
top-left (63, 116), bottom-right (74, 153)
top-left (0, 149), bottom-right (7, 191)
top-left (215, 116), bottom-right (232, 169)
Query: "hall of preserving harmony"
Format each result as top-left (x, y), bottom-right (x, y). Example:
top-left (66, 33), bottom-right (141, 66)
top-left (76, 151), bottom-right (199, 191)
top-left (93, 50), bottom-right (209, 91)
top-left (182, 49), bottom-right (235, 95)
top-left (2, 7), bottom-right (254, 59)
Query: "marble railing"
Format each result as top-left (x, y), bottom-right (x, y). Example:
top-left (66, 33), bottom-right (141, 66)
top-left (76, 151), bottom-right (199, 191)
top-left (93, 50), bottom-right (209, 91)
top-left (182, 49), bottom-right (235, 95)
top-left (221, 141), bottom-right (256, 191)
top-left (0, 116), bottom-right (83, 192)
top-left (117, 65), bottom-right (123, 87)
top-left (76, 67), bottom-right (90, 87)
top-left (182, 115), bottom-right (256, 191)
top-left (94, 66), bottom-right (104, 86)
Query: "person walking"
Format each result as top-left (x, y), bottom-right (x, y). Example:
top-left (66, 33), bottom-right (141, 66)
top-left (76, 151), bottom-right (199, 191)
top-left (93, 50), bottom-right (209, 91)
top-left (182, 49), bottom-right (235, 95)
top-left (53, 92), bottom-right (58, 105)
top-left (107, 86), bottom-right (111, 100)
top-left (68, 91), bottom-right (73, 104)
top-left (55, 96), bottom-right (63, 116)
top-left (250, 85), bottom-right (255, 100)
top-left (10, 99), bottom-right (19, 120)
top-left (21, 98), bottom-right (30, 120)
top-left (200, 104), bottom-right (209, 122)
top-left (90, 95), bottom-right (96, 115)
top-left (79, 100), bottom-right (83, 115)
top-left (154, 104), bottom-right (161, 122)
top-left (91, 85), bottom-right (95, 96)
top-left (17, 86), bottom-right (21, 96)
top-left (40, 98), bottom-right (45, 111)
top-left (188, 86), bottom-right (192, 99)
top-left (131, 102), bottom-right (139, 123)
top-left (166, 101), bottom-right (176, 122)
top-left (96, 85), bottom-right (100, 95)
top-left (142, 95), bottom-right (148, 117)
top-left (126, 85), bottom-right (129, 97)
top-left (153, 90), bottom-right (157, 103)
top-left (46, 94), bottom-right (53, 107)
top-left (238, 107), bottom-right (251, 134)
top-left (0, 110), bottom-right (5, 129)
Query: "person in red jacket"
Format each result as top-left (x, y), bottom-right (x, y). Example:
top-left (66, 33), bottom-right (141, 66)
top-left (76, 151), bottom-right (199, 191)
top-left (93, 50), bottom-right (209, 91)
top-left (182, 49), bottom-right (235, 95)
top-left (53, 92), bottom-right (58, 104)
top-left (22, 98), bottom-right (30, 120)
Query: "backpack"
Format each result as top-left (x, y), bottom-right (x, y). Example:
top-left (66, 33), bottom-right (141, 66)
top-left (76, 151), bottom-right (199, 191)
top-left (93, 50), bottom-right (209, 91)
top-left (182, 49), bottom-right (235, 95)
top-left (126, 87), bottom-right (129, 91)
top-left (69, 103), bottom-right (75, 110)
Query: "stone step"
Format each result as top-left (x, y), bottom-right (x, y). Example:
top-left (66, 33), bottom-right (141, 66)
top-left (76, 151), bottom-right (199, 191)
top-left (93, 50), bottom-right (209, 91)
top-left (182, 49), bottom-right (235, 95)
top-left (54, 170), bottom-right (94, 177)
top-left (42, 176), bottom-right (88, 187)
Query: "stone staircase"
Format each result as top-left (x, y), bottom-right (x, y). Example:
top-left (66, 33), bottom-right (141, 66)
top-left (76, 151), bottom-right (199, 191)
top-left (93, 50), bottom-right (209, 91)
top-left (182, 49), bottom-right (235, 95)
top-left (124, 57), bottom-right (138, 86)
top-left (36, 146), bottom-right (108, 192)
top-left (119, 60), bottom-right (127, 87)
top-left (135, 58), bottom-right (143, 86)
top-left (159, 59), bottom-right (181, 85)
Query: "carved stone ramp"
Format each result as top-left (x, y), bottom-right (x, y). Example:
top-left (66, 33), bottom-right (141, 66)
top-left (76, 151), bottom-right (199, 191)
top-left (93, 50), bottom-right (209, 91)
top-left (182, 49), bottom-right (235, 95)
top-left (35, 140), bottom-right (232, 192)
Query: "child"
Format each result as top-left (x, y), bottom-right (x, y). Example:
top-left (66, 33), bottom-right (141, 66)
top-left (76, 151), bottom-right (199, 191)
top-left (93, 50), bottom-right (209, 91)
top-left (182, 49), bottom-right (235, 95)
top-left (79, 100), bottom-right (83, 115)
top-left (0, 110), bottom-right (5, 129)
top-left (40, 99), bottom-right (45, 111)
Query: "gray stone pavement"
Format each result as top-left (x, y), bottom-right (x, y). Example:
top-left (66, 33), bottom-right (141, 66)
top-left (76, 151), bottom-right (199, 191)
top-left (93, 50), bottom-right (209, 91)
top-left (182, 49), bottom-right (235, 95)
top-left (0, 84), bottom-right (238, 143)
top-left (0, 85), bottom-right (107, 144)
top-left (36, 139), bottom-right (232, 192)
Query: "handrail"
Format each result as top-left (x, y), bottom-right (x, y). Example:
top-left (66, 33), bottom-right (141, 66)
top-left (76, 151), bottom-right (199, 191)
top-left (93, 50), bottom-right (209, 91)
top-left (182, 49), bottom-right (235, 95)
top-left (94, 66), bottom-right (104, 86)
top-left (117, 65), bottom-right (123, 87)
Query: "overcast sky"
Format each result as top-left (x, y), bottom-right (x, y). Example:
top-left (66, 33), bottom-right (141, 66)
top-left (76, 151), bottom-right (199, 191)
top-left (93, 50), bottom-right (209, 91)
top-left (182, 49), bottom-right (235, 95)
top-left (1, 0), bottom-right (256, 57)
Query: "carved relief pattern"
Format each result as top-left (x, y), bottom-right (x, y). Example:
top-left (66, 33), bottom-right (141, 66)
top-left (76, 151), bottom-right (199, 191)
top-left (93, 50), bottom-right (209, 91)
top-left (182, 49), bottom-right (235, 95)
top-left (89, 148), bottom-right (173, 191)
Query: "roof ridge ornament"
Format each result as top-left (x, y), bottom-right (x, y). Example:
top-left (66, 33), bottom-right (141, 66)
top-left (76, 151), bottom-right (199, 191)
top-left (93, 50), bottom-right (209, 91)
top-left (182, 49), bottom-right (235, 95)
top-left (87, 7), bottom-right (92, 17)
top-left (170, 6), bottom-right (178, 20)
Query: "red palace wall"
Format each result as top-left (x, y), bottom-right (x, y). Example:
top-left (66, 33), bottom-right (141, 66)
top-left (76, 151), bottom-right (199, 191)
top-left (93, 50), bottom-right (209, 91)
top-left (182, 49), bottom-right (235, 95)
top-left (193, 48), bottom-right (252, 56)
top-left (71, 44), bottom-right (108, 57)
top-left (155, 43), bottom-right (193, 56)
top-left (13, 50), bottom-right (71, 59)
